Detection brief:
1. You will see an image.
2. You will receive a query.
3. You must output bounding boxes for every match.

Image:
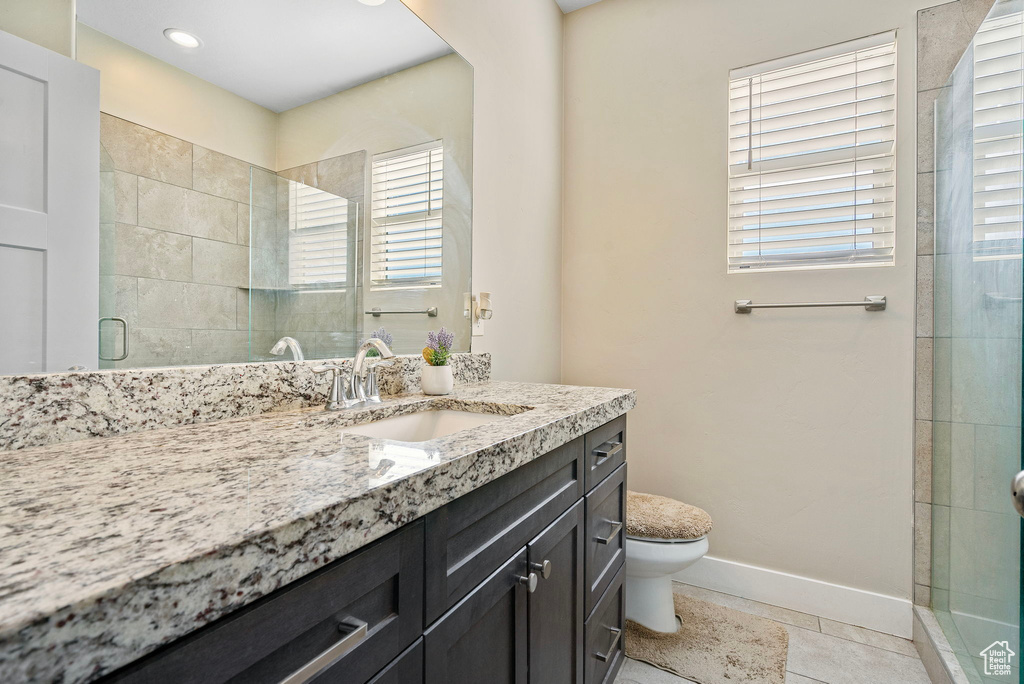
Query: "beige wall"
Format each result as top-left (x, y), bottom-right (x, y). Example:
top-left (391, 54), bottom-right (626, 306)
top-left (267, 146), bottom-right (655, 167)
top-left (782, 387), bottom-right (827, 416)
top-left (404, 0), bottom-right (564, 383)
top-left (0, 0), bottom-right (74, 57)
top-left (562, 0), bottom-right (935, 599)
top-left (77, 24), bottom-right (278, 169)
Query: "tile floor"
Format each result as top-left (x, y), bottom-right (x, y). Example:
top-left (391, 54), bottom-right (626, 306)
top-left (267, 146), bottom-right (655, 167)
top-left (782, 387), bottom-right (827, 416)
top-left (615, 583), bottom-right (932, 684)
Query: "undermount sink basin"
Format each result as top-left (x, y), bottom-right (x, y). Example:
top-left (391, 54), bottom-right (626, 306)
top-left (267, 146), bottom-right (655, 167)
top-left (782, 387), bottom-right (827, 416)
top-left (341, 410), bottom-right (505, 442)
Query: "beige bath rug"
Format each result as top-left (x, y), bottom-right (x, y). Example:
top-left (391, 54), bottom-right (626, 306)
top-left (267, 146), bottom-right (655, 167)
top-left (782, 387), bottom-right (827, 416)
top-left (625, 593), bottom-right (789, 684)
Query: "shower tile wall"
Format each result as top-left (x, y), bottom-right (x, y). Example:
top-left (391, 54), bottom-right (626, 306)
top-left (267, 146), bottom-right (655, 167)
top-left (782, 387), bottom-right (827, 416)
top-left (99, 114), bottom-right (273, 368)
top-left (914, 0), bottom-right (998, 609)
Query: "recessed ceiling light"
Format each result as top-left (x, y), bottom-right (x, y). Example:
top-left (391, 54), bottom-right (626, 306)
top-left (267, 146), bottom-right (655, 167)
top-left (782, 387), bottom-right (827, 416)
top-left (163, 28), bottom-right (201, 49)
top-left (358, 0), bottom-right (386, 5)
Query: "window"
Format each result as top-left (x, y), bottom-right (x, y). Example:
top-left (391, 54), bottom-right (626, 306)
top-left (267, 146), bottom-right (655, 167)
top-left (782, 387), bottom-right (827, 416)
top-left (972, 10), bottom-right (1023, 260)
top-left (371, 141), bottom-right (443, 287)
top-left (287, 181), bottom-right (351, 287)
top-left (728, 32), bottom-right (897, 272)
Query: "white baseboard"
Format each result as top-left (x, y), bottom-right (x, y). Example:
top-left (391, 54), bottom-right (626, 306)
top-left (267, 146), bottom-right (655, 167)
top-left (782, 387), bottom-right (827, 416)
top-left (673, 555), bottom-right (913, 638)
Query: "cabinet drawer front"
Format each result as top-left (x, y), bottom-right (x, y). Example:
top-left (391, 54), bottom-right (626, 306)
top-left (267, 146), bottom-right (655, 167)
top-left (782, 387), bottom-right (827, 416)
top-left (584, 567), bottom-right (625, 684)
top-left (583, 416), bottom-right (626, 492)
top-left (107, 522), bottom-right (424, 684)
top-left (424, 548), bottom-right (529, 684)
top-left (528, 500), bottom-right (585, 684)
top-left (361, 639), bottom-right (423, 684)
top-left (584, 463), bottom-right (626, 618)
top-left (425, 437), bottom-right (584, 623)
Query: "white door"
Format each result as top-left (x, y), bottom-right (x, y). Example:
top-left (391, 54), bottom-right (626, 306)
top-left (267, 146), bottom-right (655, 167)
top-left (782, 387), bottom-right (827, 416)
top-left (0, 29), bottom-right (99, 374)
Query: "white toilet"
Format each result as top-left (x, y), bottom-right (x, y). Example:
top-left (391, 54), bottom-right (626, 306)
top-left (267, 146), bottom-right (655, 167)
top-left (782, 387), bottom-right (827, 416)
top-left (624, 490), bottom-right (713, 633)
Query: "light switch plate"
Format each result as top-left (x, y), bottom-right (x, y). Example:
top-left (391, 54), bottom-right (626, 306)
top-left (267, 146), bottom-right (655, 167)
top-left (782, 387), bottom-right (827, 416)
top-left (472, 319), bottom-right (484, 336)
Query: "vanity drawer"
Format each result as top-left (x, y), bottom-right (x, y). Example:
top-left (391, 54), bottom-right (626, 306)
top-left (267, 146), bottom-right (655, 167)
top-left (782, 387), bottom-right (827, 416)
top-left (584, 463), bottom-right (626, 618)
top-left (364, 639), bottom-right (423, 684)
top-left (106, 521), bottom-right (424, 684)
top-left (424, 437), bottom-right (584, 623)
top-left (584, 566), bottom-right (625, 684)
top-left (584, 416), bottom-right (626, 492)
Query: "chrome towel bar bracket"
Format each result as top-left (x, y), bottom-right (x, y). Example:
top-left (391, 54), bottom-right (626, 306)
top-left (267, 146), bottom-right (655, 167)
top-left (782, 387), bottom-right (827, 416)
top-left (734, 295), bottom-right (886, 314)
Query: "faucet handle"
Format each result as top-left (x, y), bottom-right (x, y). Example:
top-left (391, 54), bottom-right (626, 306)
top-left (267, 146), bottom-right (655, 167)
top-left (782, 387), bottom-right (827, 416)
top-left (313, 365), bottom-right (358, 410)
top-left (362, 366), bottom-right (387, 403)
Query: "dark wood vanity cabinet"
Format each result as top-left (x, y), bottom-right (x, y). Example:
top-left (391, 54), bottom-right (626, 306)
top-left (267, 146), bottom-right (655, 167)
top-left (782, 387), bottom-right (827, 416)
top-left (101, 417), bottom-right (626, 684)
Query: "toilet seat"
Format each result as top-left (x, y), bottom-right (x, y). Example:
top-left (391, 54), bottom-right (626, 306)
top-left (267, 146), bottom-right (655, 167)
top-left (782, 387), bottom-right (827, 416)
top-left (626, 534), bottom-right (707, 544)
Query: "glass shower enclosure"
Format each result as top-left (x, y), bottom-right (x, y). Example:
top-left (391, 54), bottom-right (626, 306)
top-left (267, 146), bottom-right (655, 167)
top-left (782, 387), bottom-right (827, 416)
top-left (932, 0), bottom-right (1023, 680)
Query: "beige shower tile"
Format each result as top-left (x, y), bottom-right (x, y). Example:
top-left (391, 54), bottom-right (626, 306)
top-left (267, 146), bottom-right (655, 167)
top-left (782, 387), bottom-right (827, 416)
top-left (114, 171), bottom-right (138, 224)
top-left (100, 171), bottom-right (115, 224)
top-left (250, 167), bottom-right (279, 210)
top-left (121, 327), bottom-right (194, 367)
top-left (916, 419), bottom-right (932, 504)
top-left (915, 502), bottom-right (932, 586)
top-left (193, 146), bottom-right (251, 204)
top-left (918, 172), bottom-right (934, 256)
top-left (914, 584), bottom-right (931, 607)
top-left (279, 163), bottom-right (317, 187)
top-left (917, 3), bottom-right (978, 91)
top-left (193, 238), bottom-right (248, 288)
top-left (236, 204), bottom-right (250, 246)
top-left (917, 255), bottom-right (934, 338)
top-left (317, 150), bottom-right (366, 200)
top-left (138, 178), bottom-right (237, 243)
top-left (918, 89), bottom-right (941, 174)
top-left (100, 114), bottom-right (192, 187)
top-left (916, 337), bottom-right (933, 421)
top-left (191, 329), bottom-right (252, 365)
top-left (114, 224), bottom-right (192, 281)
top-left (137, 278), bottom-right (236, 330)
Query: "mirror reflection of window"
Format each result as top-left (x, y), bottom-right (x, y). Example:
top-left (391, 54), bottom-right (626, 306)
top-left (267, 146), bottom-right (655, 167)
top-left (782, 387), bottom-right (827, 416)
top-left (371, 141), bottom-right (444, 288)
top-left (287, 182), bottom-right (353, 289)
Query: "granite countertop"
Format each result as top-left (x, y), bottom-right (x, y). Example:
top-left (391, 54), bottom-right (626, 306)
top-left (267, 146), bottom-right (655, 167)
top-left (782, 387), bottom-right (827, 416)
top-left (0, 381), bottom-right (635, 683)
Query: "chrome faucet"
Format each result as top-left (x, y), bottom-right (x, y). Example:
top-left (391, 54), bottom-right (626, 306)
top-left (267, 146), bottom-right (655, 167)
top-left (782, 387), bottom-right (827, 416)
top-left (352, 338), bottom-right (396, 403)
top-left (269, 336), bottom-right (304, 361)
top-left (312, 339), bottom-right (395, 411)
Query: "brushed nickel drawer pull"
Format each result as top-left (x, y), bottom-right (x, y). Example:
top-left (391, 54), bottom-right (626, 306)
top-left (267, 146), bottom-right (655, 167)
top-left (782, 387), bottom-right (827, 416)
top-left (595, 626), bottom-right (622, 662)
top-left (594, 521), bottom-right (622, 544)
top-left (279, 617), bottom-right (369, 684)
top-left (593, 441), bottom-right (622, 464)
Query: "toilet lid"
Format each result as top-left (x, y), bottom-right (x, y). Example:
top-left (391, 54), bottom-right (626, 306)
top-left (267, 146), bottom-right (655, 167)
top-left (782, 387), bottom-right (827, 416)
top-left (626, 490), bottom-right (713, 541)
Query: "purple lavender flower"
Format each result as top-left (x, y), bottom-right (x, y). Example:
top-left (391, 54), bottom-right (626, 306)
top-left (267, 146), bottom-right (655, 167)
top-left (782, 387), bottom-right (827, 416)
top-left (425, 327), bottom-right (454, 366)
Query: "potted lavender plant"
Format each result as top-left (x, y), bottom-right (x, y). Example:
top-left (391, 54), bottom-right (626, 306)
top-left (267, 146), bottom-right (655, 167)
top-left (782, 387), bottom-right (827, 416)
top-left (421, 327), bottom-right (455, 395)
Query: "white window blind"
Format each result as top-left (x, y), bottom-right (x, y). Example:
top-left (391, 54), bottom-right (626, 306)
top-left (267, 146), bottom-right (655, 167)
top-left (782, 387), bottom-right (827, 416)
top-left (288, 181), bottom-right (350, 287)
top-left (973, 10), bottom-right (1024, 260)
top-left (371, 141), bottom-right (443, 287)
top-left (728, 32), bottom-right (897, 272)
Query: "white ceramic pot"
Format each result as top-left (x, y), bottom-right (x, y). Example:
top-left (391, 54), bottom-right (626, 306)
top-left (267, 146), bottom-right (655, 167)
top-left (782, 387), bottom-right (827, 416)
top-left (421, 364), bottom-right (454, 395)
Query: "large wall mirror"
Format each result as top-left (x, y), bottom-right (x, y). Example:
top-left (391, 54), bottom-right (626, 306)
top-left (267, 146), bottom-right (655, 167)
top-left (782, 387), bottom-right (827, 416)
top-left (3, 0), bottom-right (472, 374)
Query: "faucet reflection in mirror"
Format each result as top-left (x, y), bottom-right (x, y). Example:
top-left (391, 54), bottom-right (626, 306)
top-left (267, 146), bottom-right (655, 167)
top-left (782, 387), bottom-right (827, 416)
top-left (269, 337), bottom-right (304, 361)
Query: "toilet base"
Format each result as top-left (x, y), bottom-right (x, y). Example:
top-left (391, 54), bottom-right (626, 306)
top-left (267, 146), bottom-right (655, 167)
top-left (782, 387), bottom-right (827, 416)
top-left (625, 574), bottom-right (679, 633)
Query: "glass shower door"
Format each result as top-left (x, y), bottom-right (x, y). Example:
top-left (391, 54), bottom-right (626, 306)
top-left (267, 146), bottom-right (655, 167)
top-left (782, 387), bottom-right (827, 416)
top-left (933, 1), bottom-right (1023, 680)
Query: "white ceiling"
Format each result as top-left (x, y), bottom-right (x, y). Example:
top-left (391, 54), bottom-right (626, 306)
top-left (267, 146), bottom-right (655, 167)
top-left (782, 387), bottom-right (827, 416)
top-left (77, 0), bottom-right (454, 112)
top-left (556, 0), bottom-right (605, 13)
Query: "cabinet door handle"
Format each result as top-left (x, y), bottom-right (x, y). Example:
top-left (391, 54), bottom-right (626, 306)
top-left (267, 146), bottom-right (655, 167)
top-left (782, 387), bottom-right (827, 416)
top-left (530, 559), bottom-right (552, 579)
top-left (279, 617), bottom-right (368, 684)
top-left (593, 440), bottom-right (622, 464)
top-left (595, 626), bottom-right (621, 662)
top-left (516, 572), bottom-right (539, 593)
top-left (594, 520), bottom-right (623, 544)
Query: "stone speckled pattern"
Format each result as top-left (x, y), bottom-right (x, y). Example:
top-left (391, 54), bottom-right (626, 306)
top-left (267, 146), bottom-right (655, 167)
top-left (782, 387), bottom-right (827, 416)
top-left (0, 381), bottom-right (635, 683)
top-left (0, 353), bottom-right (491, 451)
